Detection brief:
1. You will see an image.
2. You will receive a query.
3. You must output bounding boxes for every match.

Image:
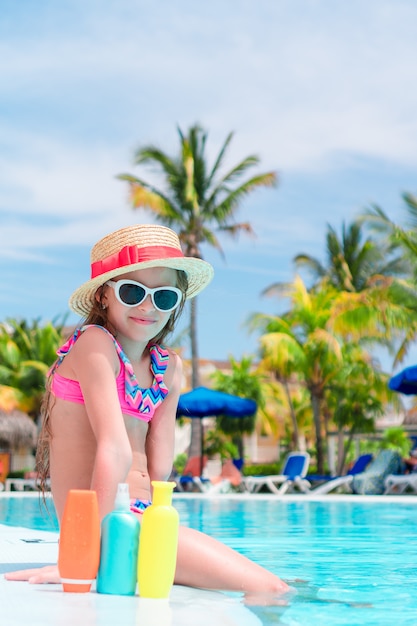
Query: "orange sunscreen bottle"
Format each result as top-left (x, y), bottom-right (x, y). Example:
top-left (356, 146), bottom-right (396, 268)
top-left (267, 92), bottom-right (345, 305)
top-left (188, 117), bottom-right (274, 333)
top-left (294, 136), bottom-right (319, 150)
top-left (137, 481), bottom-right (179, 598)
top-left (58, 489), bottom-right (101, 593)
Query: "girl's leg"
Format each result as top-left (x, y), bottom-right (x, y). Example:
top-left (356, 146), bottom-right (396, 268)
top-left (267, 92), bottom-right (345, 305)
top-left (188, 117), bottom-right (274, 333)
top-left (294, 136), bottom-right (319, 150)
top-left (175, 525), bottom-right (289, 594)
top-left (5, 526), bottom-right (290, 596)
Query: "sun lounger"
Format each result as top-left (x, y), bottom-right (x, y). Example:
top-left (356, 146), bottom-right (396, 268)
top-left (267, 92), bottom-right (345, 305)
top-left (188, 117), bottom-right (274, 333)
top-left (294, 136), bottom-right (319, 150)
top-left (384, 472), bottom-right (417, 494)
top-left (244, 452), bottom-right (311, 494)
top-left (5, 478), bottom-right (39, 491)
top-left (175, 475), bottom-right (212, 492)
top-left (4, 477), bottom-right (51, 492)
top-left (351, 450), bottom-right (402, 495)
top-left (309, 454), bottom-right (373, 495)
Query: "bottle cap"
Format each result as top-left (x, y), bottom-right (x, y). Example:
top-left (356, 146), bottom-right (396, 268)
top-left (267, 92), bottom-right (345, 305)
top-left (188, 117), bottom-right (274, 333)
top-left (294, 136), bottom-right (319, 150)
top-left (151, 481), bottom-right (176, 506)
top-left (114, 483), bottom-right (130, 510)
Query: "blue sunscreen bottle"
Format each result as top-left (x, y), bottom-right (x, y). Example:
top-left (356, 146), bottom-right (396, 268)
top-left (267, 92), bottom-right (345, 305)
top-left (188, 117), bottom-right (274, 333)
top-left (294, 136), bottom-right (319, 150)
top-left (96, 483), bottom-right (140, 596)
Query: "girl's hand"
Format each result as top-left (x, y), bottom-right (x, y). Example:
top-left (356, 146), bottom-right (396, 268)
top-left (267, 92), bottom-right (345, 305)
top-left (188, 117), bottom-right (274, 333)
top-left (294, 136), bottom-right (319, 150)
top-left (4, 565), bottom-right (61, 584)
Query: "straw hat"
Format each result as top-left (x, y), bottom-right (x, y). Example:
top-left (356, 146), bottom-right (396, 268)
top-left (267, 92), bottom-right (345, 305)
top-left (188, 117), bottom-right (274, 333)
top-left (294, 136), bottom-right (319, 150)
top-left (69, 224), bottom-right (214, 316)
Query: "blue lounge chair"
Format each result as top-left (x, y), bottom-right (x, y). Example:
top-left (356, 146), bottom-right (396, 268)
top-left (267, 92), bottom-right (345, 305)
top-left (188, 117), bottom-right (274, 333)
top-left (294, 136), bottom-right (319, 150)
top-left (174, 456), bottom-right (210, 492)
top-left (244, 452), bottom-right (311, 494)
top-left (309, 454), bottom-right (373, 495)
top-left (351, 449), bottom-right (402, 495)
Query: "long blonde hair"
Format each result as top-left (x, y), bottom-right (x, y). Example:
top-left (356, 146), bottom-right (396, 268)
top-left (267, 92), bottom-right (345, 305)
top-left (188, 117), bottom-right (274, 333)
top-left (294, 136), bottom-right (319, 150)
top-left (36, 270), bottom-right (188, 493)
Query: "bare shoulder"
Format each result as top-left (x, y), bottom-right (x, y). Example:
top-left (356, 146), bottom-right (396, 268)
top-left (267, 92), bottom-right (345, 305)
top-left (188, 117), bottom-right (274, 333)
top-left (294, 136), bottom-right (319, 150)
top-left (164, 346), bottom-right (182, 369)
top-left (163, 346), bottom-right (183, 390)
top-left (73, 326), bottom-right (116, 355)
top-left (63, 326), bottom-right (119, 376)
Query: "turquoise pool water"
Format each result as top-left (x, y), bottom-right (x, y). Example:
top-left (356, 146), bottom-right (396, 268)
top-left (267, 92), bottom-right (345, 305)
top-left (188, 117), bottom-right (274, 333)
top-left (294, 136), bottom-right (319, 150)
top-left (1, 494), bottom-right (417, 625)
top-left (0, 494), bottom-right (59, 532)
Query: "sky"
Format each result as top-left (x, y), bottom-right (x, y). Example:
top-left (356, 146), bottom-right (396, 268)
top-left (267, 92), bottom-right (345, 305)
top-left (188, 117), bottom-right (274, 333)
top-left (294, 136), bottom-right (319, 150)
top-left (1, 0), bottom-right (417, 375)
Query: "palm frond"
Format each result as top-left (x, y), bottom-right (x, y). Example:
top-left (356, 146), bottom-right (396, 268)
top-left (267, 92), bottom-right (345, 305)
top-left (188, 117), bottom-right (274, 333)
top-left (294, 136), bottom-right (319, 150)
top-left (402, 192), bottom-right (417, 229)
top-left (132, 147), bottom-right (179, 177)
top-left (293, 254), bottom-right (326, 279)
top-left (359, 204), bottom-right (394, 233)
top-left (207, 173), bottom-right (276, 224)
top-left (246, 312), bottom-right (291, 335)
top-left (261, 281), bottom-right (295, 299)
top-left (216, 155), bottom-right (262, 185)
top-left (260, 332), bottom-right (306, 371)
top-left (217, 222), bottom-right (255, 239)
top-left (206, 131), bottom-right (234, 186)
top-left (306, 328), bottom-right (343, 362)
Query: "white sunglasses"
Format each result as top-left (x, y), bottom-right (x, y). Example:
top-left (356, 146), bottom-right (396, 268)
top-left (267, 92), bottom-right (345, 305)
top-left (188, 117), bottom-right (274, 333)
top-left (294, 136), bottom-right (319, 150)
top-left (106, 280), bottom-right (182, 312)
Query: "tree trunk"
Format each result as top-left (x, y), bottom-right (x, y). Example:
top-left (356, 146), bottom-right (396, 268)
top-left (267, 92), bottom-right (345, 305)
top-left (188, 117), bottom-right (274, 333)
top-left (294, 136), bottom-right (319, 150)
top-left (339, 428), bottom-right (355, 475)
top-left (283, 379), bottom-right (301, 450)
top-left (232, 435), bottom-right (244, 460)
top-left (336, 428), bottom-right (345, 475)
top-left (190, 296), bottom-right (199, 389)
top-left (311, 393), bottom-right (324, 474)
top-left (188, 297), bottom-right (203, 462)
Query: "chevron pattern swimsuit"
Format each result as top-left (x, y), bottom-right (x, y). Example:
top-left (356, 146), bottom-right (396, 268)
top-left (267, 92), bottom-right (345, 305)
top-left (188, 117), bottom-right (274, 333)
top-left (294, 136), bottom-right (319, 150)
top-left (50, 324), bottom-right (170, 422)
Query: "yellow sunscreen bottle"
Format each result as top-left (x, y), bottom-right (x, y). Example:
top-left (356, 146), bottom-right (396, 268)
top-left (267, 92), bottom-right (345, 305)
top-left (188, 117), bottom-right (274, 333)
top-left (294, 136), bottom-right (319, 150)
top-left (137, 481), bottom-right (179, 598)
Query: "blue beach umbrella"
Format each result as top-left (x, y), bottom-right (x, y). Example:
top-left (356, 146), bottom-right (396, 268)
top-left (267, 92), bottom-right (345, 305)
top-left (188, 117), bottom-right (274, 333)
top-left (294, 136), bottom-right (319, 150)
top-left (177, 386), bottom-right (257, 418)
top-left (389, 365), bottom-right (417, 395)
top-left (176, 386), bottom-right (257, 473)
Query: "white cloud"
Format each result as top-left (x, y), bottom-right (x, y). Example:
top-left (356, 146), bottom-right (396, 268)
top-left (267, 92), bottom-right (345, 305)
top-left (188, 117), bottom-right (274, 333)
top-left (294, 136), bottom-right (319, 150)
top-left (2, 1), bottom-right (417, 177)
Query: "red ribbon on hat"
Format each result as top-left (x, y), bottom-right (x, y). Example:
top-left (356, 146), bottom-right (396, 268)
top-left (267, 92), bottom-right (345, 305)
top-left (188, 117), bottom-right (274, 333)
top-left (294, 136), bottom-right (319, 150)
top-left (91, 245), bottom-right (184, 279)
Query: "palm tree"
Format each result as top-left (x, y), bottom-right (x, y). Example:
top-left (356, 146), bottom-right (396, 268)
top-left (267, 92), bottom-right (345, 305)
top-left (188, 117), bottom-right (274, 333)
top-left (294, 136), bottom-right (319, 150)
top-left (329, 276), bottom-right (417, 367)
top-left (360, 194), bottom-right (417, 273)
top-left (294, 219), bottom-right (407, 292)
top-left (251, 272), bottom-right (417, 472)
top-left (358, 194), bottom-right (417, 365)
top-left (257, 335), bottom-right (310, 451)
top-left (326, 344), bottom-right (387, 473)
top-left (295, 215), bottom-right (417, 368)
top-left (118, 124), bottom-right (277, 458)
top-left (249, 277), bottom-right (346, 473)
top-left (0, 318), bottom-right (65, 418)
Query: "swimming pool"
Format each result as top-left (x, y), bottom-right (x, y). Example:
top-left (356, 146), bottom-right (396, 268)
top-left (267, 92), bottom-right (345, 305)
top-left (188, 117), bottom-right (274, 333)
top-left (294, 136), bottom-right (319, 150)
top-left (0, 493), bottom-right (59, 532)
top-left (2, 493), bottom-right (417, 625)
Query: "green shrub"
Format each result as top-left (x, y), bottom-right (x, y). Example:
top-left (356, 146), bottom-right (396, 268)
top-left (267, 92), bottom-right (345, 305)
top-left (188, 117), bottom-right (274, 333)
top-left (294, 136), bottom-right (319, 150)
top-left (243, 463), bottom-right (281, 476)
top-left (6, 470), bottom-right (25, 479)
top-left (173, 453), bottom-right (187, 475)
top-left (204, 430), bottom-right (238, 460)
top-left (380, 426), bottom-right (412, 457)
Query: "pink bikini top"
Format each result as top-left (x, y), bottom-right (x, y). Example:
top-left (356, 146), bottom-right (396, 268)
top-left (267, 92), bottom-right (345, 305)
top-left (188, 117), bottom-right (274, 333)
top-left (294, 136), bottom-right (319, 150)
top-left (50, 325), bottom-right (169, 422)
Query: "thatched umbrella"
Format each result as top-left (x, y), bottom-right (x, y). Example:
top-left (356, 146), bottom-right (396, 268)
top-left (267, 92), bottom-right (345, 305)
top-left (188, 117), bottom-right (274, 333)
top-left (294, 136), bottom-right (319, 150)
top-left (0, 410), bottom-right (38, 450)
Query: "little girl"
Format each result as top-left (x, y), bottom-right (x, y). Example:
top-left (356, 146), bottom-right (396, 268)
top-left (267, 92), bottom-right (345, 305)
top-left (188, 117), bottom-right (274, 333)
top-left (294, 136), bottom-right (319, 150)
top-left (6, 223), bottom-right (289, 597)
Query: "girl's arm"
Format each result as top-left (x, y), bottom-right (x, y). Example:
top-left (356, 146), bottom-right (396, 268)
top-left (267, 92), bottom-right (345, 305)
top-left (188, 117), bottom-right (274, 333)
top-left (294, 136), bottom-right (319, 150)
top-left (145, 350), bottom-right (183, 483)
top-left (72, 328), bottom-right (132, 517)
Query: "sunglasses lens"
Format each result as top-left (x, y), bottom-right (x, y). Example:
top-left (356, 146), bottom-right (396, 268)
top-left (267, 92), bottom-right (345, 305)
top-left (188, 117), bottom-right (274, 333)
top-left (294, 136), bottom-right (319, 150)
top-left (118, 283), bottom-right (146, 306)
top-left (153, 289), bottom-right (180, 311)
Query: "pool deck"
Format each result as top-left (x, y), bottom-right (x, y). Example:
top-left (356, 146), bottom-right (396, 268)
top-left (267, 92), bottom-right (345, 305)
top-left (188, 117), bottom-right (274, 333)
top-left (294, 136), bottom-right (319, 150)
top-left (0, 523), bottom-right (264, 626)
top-left (1, 492), bottom-right (417, 625)
top-left (0, 492), bottom-right (269, 626)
